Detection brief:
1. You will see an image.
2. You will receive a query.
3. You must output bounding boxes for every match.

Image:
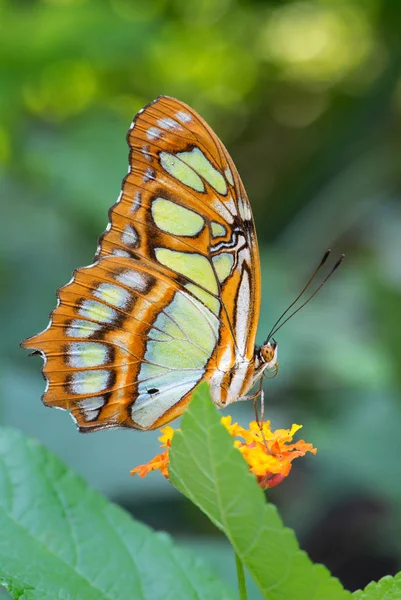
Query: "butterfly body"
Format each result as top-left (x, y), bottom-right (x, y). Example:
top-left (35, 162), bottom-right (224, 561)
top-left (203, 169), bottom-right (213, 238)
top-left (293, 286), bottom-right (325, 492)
top-left (22, 96), bottom-right (278, 431)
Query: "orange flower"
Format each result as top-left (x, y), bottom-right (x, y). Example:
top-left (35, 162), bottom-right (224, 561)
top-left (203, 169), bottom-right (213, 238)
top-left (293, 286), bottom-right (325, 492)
top-left (131, 419), bottom-right (316, 489)
top-left (221, 416), bottom-right (316, 489)
top-left (130, 426), bottom-right (174, 479)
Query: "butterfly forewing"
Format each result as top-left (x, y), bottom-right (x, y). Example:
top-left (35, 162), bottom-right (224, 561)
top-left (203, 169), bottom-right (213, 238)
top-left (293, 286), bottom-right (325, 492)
top-left (22, 96), bottom-right (261, 430)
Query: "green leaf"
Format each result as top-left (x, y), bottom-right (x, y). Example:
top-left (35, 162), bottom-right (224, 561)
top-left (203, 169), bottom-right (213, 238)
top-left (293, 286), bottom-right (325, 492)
top-left (353, 573), bottom-right (401, 599)
top-left (0, 427), bottom-right (235, 600)
top-left (169, 383), bottom-right (351, 600)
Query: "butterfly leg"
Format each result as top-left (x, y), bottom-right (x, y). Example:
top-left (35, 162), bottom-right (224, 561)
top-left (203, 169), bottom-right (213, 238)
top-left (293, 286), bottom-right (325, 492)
top-left (259, 388), bottom-right (265, 422)
top-left (251, 377), bottom-right (264, 425)
top-left (250, 384), bottom-right (273, 454)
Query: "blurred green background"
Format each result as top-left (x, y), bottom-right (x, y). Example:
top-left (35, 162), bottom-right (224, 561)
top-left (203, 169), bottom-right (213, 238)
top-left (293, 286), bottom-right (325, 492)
top-left (2, 0), bottom-right (401, 596)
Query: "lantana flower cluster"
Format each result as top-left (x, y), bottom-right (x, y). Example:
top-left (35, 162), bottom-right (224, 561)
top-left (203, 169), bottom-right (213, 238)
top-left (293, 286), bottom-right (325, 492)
top-left (131, 417), bottom-right (316, 489)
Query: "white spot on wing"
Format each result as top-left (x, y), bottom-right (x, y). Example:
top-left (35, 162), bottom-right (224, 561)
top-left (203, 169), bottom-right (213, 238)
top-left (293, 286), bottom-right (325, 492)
top-left (143, 168), bottom-right (155, 183)
top-left (175, 110), bottom-right (192, 123)
top-left (157, 117), bottom-right (181, 130)
top-left (77, 395), bottom-right (106, 422)
top-left (81, 408), bottom-right (100, 422)
top-left (131, 191), bottom-right (141, 213)
top-left (121, 224), bottom-right (139, 247)
top-left (225, 195), bottom-right (237, 216)
top-left (146, 127), bottom-right (161, 140)
top-left (225, 166), bottom-right (234, 186)
top-left (211, 198), bottom-right (234, 223)
top-left (238, 197), bottom-right (252, 221)
top-left (112, 249), bottom-right (131, 258)
top-left (142, 145), bottom-right (152, 161)
top-left (116, 269), bottom-right (149, 291)
top-left (77, 396), bottom-right (105, 410)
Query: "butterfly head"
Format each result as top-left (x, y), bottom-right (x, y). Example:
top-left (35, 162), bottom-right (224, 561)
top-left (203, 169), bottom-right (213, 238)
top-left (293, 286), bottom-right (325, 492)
top-left (258, 339), bottom-right (278, 370)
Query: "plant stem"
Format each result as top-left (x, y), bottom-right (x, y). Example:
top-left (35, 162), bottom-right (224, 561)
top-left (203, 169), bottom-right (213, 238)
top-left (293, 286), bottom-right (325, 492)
top-left (235, 551), bottom-right (248, 600)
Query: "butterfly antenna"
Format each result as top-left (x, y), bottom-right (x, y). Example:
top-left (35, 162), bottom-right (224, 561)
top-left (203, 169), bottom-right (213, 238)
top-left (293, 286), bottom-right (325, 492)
top-left (268, 253), bottom-right (345, 338)
top-left (265, 249), bottom-right (331, 343)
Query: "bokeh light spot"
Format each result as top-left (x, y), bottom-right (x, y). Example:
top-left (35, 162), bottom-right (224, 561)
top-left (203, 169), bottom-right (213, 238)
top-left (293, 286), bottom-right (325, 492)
top-left (257, 2), bottom-right (375, 85)
top-left (23, 60), bottom-right (98, 121)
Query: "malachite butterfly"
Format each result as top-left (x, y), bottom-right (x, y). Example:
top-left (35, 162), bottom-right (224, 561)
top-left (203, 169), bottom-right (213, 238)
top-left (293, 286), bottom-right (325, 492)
top-left (22, 95), bottom-right (291, 431)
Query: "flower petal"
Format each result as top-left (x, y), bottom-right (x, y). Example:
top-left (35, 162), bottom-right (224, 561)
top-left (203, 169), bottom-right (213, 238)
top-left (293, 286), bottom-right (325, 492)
top-left (131, 450), bottom-right (169, 479)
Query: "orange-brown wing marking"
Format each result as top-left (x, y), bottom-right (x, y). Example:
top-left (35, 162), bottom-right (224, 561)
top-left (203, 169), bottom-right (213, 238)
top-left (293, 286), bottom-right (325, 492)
top-left (22, 256), bottom-right (226, 431)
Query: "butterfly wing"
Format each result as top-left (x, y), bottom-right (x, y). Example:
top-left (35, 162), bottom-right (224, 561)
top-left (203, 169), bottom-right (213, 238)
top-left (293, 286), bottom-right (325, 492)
top-left (22, 97), bottom-right (261, 430)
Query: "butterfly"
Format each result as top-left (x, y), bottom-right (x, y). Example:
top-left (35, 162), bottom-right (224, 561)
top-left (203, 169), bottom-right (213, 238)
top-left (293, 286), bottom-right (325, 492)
top-left (22, 96), bottom-right (281, 431)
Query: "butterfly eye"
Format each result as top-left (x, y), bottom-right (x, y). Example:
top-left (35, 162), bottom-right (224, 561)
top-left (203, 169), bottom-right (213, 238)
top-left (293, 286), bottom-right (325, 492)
top-left (260, 344), bottom-right (277, 364)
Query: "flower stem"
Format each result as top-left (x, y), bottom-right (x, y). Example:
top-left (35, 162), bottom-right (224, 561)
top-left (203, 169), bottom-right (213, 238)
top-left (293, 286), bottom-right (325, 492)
top-left (235, 551), bottom-right (248, 600)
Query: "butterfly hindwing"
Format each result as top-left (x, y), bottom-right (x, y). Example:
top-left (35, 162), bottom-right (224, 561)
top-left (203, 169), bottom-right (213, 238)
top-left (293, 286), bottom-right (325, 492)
top-left (23, 256), bottom-right (227, 430)
top-left (22, 97), bottom-right (261, 429)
